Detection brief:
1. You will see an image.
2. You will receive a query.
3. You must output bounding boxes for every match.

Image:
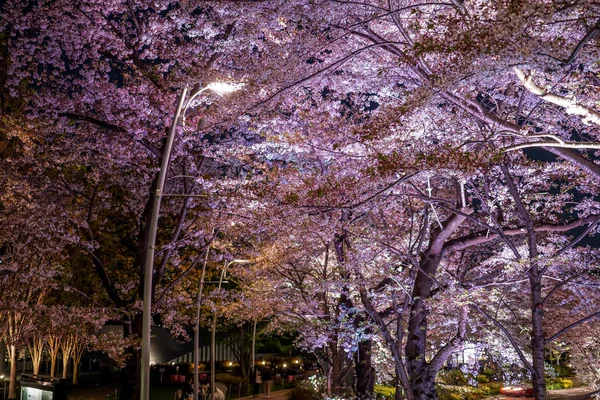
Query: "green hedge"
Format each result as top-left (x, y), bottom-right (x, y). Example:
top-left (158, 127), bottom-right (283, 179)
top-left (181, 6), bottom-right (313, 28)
top-left (437, 382), bottom-right (503, 400)
top-left (546, 378), bottom-right (573, 390)
top-left (374, 384), bottom-right (396, 398)
top-left (214, 373), bottom-right (245, 386)
top-left (285, 386), bottom-right (320, 400)
top-left (437, 369), bottom-right (468, 385)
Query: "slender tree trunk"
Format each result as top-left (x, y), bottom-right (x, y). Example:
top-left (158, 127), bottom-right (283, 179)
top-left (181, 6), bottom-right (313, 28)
top-left (61, 343), bottom-right (72, 380)
top-left (7, 345), bottom-right (17, 399)
top-left (502, 164), bottom-right (547, 400)
top-left (71, 337), bottom-right (85, 385)
top-left (329, 341), bottom-right (339, 395)
top-left (530, 271), bottom-right (547, 400)
top-left (28, 336), bottom-right (44, 375)
top-left (0, 342), bottom-right (5, 376)
top-left (120, 316), bottom-right (142, 400)
top-left (47, 336), bottom-right (61, 378)
top-left (333, 229), bottom-right (376, 398)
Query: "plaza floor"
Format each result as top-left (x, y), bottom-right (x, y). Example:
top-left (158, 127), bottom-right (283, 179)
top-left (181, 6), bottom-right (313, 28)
top-left (56, 380), bottom-right (599, 400)
top-left (485, 387), bottom-right (595, 399)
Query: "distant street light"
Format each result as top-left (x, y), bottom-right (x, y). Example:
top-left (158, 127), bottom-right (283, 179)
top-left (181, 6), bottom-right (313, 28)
top-left (251, 318), bottom-right (257, 392)
top-left (140, 82), bottom-right (242, 400)
top-left (210, 259), bottom-right (249, 400)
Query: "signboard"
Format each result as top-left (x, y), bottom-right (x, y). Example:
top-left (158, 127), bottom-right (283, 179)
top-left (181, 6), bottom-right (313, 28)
top-left (26, 388), bottom-right (42, 400)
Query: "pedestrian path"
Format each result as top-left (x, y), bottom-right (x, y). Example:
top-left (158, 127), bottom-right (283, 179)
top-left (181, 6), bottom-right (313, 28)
top-left (485, 387), bottom-right (595, 399)
top-left (236, 389), bottom-right (291, 400)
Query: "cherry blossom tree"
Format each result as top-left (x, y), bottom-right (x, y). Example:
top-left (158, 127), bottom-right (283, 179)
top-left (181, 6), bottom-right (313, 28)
top-left (3, 2), bottom-right (600, 400)
top-left (0, 247), bottom-right (59, 398)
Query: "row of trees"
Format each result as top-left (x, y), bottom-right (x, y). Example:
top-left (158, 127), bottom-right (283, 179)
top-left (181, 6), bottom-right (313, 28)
top-left (0, 247), bottom-right (113, 397)
top-left (2, 1), bottom-right (600, 400)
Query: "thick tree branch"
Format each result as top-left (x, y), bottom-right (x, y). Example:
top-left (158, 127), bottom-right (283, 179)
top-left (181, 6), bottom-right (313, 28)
top-left (546, 310), bottom-right (600, 342)
top-left (59, 112), bottom-right (162, 158)
top-left (564, 18), bottom-right (600, 65)
top-left (514, 67), bottom-right (600, 125)
top-left (429, 306), bottom-right (468, 372)
top-left (429, 208), bottom-right (472, 254)
top-left (445, 216), bottom-right (600, 253)
top-left (470, 303), bottom-right (533, 371)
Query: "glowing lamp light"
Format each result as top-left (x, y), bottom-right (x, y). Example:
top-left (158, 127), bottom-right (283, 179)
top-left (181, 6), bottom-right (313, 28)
top-left (283, 363), bottom-right (287, 368)
top-left (228, 362), bottom-right (233, 366)
top-left (261, 361), bottom-right (266, 365)
top-left (206, 82), bottom-right (244, 95)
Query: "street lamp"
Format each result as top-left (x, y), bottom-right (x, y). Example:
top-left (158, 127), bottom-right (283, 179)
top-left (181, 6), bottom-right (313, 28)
top-left (140, 82), bottom-right (242, 400)
top-left (192, 246), bottom-right (211, 400)
top-left (251, 318), bottom-right (257, 392)
top-left (210, 259), bottom-right (249, 399)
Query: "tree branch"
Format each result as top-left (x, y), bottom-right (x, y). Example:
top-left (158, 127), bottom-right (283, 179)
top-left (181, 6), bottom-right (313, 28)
top-left (470, 303), bottom-right (533, 371)
top-left (445, 216), bottom-right (600, 253)
top-left (514, 67), bottom-right (600, 125)
top-left (546, 310), bottom-right (600, 342)
top-left (564, 18), bottom-right (600, 65)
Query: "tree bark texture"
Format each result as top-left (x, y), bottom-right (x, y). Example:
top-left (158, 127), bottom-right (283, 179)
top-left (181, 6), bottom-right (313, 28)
top-left (530, 271), bottom-right (548, 400)
top-left (8, 345), bottom-right (17, 399)
top-left (120, 315), bottom-right (142, 400)
top-left (354, 338), bottom-right (375, 400)
top-left (404, 212), bottom-right (469, 399)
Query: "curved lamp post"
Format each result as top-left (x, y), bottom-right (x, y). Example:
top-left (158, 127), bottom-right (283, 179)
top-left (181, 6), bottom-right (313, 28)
top-left (141, 82), bottom-right (241, 400)
top-left (208, 259), bottom-right (249, 400)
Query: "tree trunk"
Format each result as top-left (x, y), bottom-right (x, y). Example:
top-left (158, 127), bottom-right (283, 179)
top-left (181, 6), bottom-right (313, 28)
top-left (28, 336), bottom-right (44, 376)
top-left (48, 336), bottom-right (61, 378)
top-left (530, 272), bottom-right (547, 400)
top-left (7, 345), bottom-right (17, 399)
top-left (354, 338), bottom-right (375, 399)
top-left (404, 213), bottom-right (468, 399)
top-left (0, 342), bottom-right (5, 376)
top-left (405, 254), bottom-right (441, 400)
top-left (61, 344), bottom-right (72, 380)
top-left (71, 338), bottom-right (85, 385)
top-left (395, 383), bottom-right (405, 400)
top-left (502, 164), bottom-right (547, 400)
top-left (120, 316), bottom-right (142, 400)
top-left (329, 341), bottom-right (339, 395)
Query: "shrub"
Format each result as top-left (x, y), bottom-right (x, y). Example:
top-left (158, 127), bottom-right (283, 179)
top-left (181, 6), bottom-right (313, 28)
top-left (546, 378), bottom-right (573, 390)
top-left (476, 375), bottom-right (489, 384)
top-left (214, 373), bottom-right (245, 386)
top-left (374, 384), bottom-right (396, 398)
top-left (553, 365), bottom-right (575, 378)
top-left (285, 386), bottom-right (320, 400)
top-left (437, 369), bottom-right (468, 385)
top-left (437, 383), bottom-right (487, 400)
top-left (479, 382), bottom-right (502, 395)
top-left (559, 378), bottom-right (574, 389)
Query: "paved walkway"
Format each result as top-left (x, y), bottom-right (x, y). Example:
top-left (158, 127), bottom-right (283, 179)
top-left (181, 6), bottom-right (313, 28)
top-left (485, 387), bottom-right (596, 399)
top-left (236, 389), bottom-right (291, 400)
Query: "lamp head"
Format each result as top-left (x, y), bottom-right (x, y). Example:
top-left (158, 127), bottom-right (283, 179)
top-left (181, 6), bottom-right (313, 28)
top-left (206, 82), bottom-right (243, 95)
